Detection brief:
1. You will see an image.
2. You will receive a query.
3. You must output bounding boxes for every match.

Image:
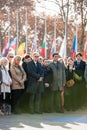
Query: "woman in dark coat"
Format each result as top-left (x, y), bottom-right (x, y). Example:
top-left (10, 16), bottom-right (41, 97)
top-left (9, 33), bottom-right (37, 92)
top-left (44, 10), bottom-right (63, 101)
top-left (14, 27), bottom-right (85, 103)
top-left (65, 57), bottom-right (75, 111)
top-left (21, 55), bottom-right (31, 112)
top-left (22, 55), bottom-right (31, 90)
top-left (42, 58), bottom-right (52, 113)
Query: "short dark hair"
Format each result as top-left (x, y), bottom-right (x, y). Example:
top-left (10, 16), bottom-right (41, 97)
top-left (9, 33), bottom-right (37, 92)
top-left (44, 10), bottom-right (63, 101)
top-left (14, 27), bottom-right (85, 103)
top-left (52, 53), bottom-right (59, 57)
top-left (24, 55), bottom-right (31, 59)
top-left (76, 52), bottom-right (82, 57)
top-left (43, 58), bottom-right (48, 62)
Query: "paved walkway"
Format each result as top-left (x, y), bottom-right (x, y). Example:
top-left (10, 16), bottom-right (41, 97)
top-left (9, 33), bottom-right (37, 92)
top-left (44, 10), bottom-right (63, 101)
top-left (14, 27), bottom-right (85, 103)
top-left (0, 109), bottom-right (87, 130)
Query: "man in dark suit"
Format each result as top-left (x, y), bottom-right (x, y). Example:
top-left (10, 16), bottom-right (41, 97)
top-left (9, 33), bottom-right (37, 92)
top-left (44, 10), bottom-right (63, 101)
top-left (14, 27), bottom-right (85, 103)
top-left (0, 65), bottom-right (3, 114)
top-left (74, 52), bottom-right (86, 108)
top-left (27, 52), bottom-right (44, 114)
top-left (0, 66), bottom-right (2, 85)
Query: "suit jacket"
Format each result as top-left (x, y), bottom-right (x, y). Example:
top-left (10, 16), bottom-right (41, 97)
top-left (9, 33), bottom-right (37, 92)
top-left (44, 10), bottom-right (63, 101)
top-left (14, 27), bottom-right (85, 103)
top-left (48, 61), bottom-right (66, 91)
top-left (27, 60), bottom-right (44, 93)
top-left (74, 60), bottom-right (86, 79)
top-left (0, 66), bottom-right (2, 85)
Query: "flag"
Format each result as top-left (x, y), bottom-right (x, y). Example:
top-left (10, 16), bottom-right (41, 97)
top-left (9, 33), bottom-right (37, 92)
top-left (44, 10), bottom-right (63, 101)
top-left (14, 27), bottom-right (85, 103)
top-left (2, 37), bottom-right (17, 57)
top-left (59, 35), bottom-right (66, 59)
top-left (9, 37), bottom-right (17, 49)
top-left (83, 34), bottom-right (87, 60)
top-left (32, 36), bottom-right (37, 52)
top-left (40, 36), bottom-right (46, 58)
top-left (2, 39), bottom-right (9, 57)
top-left (71, 35), bottom-right (77, 59)
top-left (49, 37), bottom-right (56, 59)
top-left (18, 42), bottom-right (25, 56)
top-left (8, 37), bottom-right (17, 54)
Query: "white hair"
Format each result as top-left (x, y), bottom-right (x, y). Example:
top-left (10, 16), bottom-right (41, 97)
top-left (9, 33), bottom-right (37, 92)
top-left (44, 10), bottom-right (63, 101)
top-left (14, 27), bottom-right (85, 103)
top-left (0, 57), bottom-right (8, 66)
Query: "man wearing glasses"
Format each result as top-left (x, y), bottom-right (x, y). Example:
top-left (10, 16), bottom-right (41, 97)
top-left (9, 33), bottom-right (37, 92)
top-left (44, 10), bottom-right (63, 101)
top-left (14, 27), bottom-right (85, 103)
top-left (27, 52), bottom-right (44, 114)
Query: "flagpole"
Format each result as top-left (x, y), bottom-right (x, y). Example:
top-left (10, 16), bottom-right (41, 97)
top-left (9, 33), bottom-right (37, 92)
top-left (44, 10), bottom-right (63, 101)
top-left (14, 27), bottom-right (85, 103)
top-left (54, 15), bottom-right (56, 52)
top-left (64, 11), bottom-right (67, 58)
top-left (44, 15), bottom-right (47, 58)
top-left (16, 10), bottom-right (19, 54)
top-left (0, 22), bottom-right (2, 55)
top-left (76, 0), bottom-right (78, 53)
top-left (25, 9), bottom-right (28, 54)
top-left (35, 14), bottom-right (37, 51)
top-left (8, 9), bottom-right (10, 45)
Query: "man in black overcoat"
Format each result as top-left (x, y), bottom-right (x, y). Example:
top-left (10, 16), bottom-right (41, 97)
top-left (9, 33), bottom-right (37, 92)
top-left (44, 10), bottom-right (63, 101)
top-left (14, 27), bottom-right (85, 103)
top-left (74, 52), bottom-right (86, 108)
top-left (27, 52), bottom-right (44, 114)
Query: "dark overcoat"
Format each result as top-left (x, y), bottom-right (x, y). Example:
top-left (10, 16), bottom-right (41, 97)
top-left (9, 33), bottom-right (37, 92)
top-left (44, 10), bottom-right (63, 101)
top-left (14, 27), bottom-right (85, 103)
top-left (74, 60), bottom-right (86, 80)
top-left (0, 66), bottom-right (2, 86)
top-left (27, 60), bottom-right (44, 93)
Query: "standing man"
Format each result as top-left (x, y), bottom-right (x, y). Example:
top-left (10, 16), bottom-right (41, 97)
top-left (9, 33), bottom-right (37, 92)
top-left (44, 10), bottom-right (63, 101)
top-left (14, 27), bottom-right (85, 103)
top-left (74, 52), bottom-right (86, 108)
top-left (48, 53), bottom-right (66, 113)
top-left (27, 52), bottom-right (44, 114)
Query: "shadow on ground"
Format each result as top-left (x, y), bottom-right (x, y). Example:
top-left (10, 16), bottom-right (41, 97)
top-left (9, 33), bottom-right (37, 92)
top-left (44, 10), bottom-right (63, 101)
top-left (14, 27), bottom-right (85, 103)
top-left (0, 112), bottom-right (86, 130)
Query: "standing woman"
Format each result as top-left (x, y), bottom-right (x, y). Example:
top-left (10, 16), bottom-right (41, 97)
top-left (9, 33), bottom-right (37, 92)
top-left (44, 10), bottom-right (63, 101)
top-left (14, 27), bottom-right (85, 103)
top-left (10, 55), bottom-right (26, 114)
top-left (0, 57), bottom-right (12, 114)
top-left (65, 57), bottom-right (75, 111)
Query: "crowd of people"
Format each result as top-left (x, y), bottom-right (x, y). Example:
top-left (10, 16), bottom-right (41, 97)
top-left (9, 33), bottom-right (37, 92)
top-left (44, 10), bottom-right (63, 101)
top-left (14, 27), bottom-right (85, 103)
top-left (0, 51), bottom-right (87, 115)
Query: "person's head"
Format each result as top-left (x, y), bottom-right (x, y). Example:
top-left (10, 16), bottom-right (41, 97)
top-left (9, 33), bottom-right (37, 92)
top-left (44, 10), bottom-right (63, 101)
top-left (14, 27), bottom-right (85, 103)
top-left (33, 52), bottom-right (39, 62)
top-left (12, 55), bottom-right (21, 66)
top-left (43, 58), bottom-right (49, 66)
top-left (52, 53), bottom-right (60, 62)
top-left (7, 52), bottom-right (14, 63)
top-left (0, 57), bottom-right (8, 67)
top-left (38, 56), bottom-right (43, 64)
top-left (23, 55), bottom-right (31, 62)
top-left (76, 52), bottom-right (82, 61)
top-left (67, 57), bottom-right (74, 66)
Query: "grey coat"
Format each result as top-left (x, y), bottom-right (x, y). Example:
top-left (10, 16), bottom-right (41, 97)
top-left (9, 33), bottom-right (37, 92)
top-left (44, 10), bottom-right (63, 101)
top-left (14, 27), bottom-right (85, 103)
top-left (49, 61), bottom-right (66, 91)
top-left (84, 64), bottom-right (87, 82)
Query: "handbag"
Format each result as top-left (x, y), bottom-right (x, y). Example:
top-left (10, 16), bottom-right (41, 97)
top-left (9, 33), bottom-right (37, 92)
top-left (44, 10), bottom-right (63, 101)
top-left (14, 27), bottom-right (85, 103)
top-left (66, 79), bottom-right (75, 87)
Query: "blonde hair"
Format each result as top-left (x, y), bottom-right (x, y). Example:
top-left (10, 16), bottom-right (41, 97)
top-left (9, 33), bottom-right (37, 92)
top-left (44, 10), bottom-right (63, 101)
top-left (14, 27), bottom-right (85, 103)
top-left (12, 55), bottom-right (21, 65)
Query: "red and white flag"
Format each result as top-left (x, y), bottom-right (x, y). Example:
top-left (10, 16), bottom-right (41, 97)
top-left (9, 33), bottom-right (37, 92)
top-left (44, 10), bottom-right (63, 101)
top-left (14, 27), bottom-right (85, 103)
top-left (83, 34), bottom-right (87, 60)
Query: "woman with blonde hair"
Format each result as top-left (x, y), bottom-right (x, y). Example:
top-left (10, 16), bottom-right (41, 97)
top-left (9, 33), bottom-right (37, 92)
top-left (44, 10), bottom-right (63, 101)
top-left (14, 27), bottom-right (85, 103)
top-left (10, 55), bottom-right (26, 114)
top-left (0, 57), bottom-right (12, 115)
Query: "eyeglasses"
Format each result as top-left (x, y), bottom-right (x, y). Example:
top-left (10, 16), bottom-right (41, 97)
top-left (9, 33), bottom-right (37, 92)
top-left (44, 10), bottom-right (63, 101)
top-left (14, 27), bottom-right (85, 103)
top-left (9, 56), bottom-right (14, 58)
top-left (35, 56), bottom-right (39, 57)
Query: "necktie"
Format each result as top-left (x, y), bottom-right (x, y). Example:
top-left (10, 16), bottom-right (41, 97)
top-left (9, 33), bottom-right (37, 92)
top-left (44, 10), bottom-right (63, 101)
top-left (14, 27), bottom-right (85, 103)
top-left (54, 62), bottom-right (58, 69)
top-left (77, 62), bottom-right (80, 67)
top-left (35, 62), bottom-right (37, 67)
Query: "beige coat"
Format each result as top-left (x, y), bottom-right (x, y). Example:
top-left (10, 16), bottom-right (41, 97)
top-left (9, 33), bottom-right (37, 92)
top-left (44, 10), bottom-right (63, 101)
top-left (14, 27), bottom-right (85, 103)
top-left (10, 64), bottom-right (26, 90)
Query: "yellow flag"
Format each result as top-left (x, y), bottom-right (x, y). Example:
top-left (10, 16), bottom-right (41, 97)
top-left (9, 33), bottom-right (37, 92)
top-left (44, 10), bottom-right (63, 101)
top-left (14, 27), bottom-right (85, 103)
top-left (18, 42), bottom-right (25, 56)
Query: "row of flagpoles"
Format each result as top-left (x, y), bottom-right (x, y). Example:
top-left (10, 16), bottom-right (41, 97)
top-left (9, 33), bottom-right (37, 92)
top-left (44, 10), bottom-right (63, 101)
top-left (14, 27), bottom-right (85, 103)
top-left (2, 32), bottom-right (87, 60)
top-left (1, 9), bottom-right (87, 60)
